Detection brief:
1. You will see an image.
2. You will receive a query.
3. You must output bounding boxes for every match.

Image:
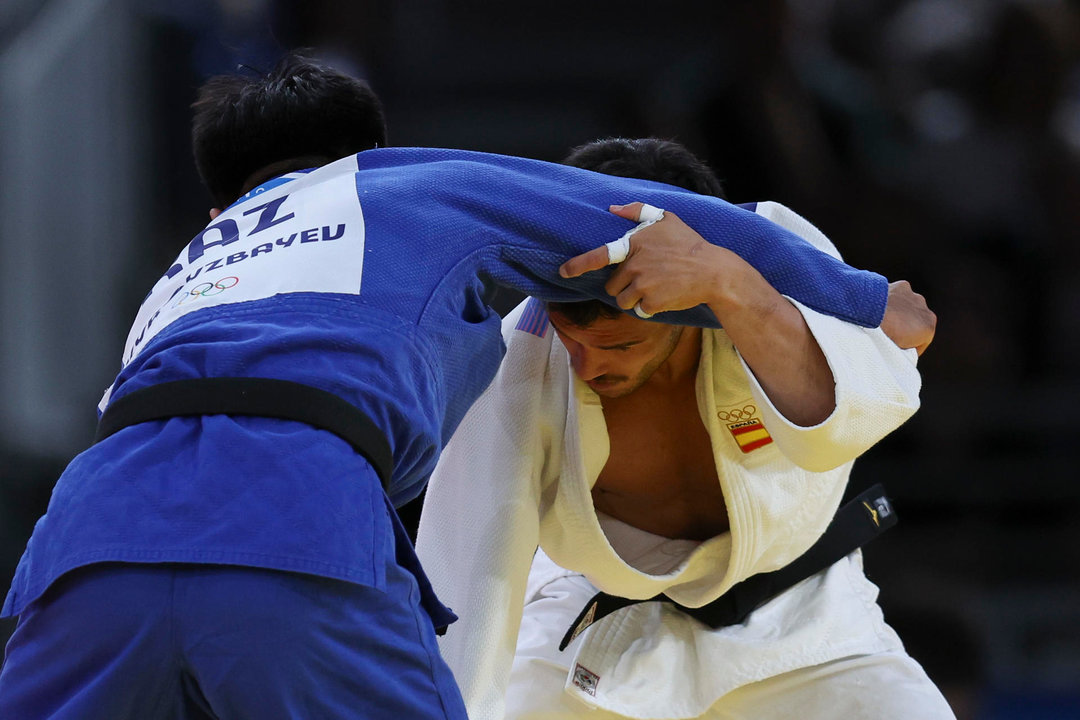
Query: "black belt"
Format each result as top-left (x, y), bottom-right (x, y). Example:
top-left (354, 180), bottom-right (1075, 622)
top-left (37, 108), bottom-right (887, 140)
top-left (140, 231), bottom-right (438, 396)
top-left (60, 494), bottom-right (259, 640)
top-left (96, 377), bottom-right (394, 491)
top-left (559, 483), bottom-right (897, 650)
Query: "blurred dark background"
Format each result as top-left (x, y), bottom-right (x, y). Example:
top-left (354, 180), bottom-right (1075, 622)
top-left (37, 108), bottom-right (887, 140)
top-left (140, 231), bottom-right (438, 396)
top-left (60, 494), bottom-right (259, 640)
top-left (1, 1), bottom-right (1078, 717)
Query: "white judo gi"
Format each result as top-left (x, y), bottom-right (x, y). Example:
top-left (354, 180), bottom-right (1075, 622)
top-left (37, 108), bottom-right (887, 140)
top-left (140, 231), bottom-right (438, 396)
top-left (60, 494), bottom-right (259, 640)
top-left (415, 203), bottom-right (956, 720)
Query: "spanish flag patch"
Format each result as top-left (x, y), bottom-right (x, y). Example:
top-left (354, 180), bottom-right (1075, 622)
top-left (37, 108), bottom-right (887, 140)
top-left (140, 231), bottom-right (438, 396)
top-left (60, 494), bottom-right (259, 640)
top-left (725, 415), bottom-right (773, 453)
top-left (718, 405), bottom-right (774, 453)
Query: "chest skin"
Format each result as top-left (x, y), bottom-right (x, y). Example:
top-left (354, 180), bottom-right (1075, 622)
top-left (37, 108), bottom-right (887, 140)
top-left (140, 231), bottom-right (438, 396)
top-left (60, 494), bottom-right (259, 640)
top-left (591, 375), bottom-right (730, 542)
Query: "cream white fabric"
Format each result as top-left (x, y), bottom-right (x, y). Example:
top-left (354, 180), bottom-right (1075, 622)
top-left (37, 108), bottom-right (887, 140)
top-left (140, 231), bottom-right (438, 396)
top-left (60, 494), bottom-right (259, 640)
top-left (510, 548), bottom-right (954, 719)
top-left (415, 202), bottom-right (936, 720)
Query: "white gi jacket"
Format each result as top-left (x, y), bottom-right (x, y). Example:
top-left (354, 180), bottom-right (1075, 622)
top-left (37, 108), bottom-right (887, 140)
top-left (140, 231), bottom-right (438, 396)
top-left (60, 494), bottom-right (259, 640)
top-left (415, 203), bottom-right (922, 719)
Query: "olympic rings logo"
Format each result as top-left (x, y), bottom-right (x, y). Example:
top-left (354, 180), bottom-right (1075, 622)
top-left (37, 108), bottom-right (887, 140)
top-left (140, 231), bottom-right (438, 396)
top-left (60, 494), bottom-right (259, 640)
top-left (716, 405), bottom-right (757, 423)
top-left (172, 276), bottom-right (239, 308)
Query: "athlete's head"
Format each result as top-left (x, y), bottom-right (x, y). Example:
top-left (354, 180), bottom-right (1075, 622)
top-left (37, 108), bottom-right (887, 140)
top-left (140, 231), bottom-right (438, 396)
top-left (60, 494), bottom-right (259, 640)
top-left (192, 51), bottom-right (387, 209)
top-left (547, 138), bottom-right (725, 397)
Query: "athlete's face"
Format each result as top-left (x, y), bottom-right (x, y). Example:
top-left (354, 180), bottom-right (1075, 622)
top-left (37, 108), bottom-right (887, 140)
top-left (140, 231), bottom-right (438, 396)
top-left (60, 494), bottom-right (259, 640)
top-left (548, 310), bottom-right (683, 398)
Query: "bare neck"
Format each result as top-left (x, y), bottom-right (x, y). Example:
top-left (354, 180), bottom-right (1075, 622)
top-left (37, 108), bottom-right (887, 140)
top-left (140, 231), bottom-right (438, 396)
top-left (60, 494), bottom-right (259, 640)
top-left (644, 326), bottom-right (703, 389)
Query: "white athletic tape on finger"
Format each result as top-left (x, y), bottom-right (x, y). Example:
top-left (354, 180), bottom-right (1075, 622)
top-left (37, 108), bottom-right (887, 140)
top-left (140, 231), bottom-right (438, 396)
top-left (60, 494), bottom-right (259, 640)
top-left (605, 205), bottom-right (666, 266)
top-left (634, 302), bottom-right (654, 319)
top-left (605, 235), bottom-right (631, 265)
top-left (637, 204), bottom-right (665, 224)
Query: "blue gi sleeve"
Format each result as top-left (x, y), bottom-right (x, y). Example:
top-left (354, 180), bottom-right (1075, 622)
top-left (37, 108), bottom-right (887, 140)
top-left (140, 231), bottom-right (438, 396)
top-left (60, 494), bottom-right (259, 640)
top-left (353, 147), bottom-right (887, 329)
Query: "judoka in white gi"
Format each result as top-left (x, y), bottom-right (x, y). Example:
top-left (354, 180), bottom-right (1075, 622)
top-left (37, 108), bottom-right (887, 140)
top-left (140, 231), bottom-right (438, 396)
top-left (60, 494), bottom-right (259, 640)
top-left (416, 139), bottom-right (956, 719)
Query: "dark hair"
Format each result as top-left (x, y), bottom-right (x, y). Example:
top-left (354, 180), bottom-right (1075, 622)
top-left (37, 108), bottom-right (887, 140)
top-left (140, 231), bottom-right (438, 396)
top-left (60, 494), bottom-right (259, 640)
top-left (192, 52), bottom-right (388, 208)
top-left (549, 138), bottom-right (726, 326)
top-left (562, 137), bottom-right (726, 200)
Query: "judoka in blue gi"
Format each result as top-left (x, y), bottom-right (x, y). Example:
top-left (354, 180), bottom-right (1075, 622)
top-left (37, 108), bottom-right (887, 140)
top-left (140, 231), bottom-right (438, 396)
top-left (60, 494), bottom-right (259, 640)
top-left (0, 53), bottom-right (892, 719)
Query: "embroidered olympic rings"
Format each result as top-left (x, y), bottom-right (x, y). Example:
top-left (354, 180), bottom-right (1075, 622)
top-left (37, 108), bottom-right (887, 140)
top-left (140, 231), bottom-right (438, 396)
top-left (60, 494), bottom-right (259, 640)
top-left (172, 276), bottom-right (240, 308)
top-left (716, 405), bottom-right (757, 423)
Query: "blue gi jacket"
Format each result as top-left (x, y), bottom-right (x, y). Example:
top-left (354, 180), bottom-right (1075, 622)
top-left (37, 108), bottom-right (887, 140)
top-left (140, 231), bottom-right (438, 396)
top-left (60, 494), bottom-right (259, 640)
top-left (2, 148), bottom-right (885, 625)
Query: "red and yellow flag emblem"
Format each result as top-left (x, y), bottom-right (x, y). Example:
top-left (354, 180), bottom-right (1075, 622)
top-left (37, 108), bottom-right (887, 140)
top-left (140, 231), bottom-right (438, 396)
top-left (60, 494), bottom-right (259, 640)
top-left (719, 405), bottom-right (773, 453)
top-left (728, 418), bottom-right (773, 453)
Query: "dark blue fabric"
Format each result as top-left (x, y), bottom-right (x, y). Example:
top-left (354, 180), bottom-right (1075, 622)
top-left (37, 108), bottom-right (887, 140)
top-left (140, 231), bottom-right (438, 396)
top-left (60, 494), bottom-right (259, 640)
top-left (0, 563), bottom-right (467, 719)
top-left (2, 147), bottom-right (887, 632)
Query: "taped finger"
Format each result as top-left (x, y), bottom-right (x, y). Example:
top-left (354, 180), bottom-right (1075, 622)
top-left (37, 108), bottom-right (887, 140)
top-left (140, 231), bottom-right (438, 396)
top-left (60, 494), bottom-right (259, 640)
top-left (605, 235), bottom-right (631, 265)
top-left (636, 204), bottom-right (665, 224)
top-left (605, 205), bottom-right (665, 265)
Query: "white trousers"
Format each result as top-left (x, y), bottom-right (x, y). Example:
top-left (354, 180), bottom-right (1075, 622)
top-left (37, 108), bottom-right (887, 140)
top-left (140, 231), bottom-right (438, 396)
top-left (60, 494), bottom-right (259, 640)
top-left (506, 550), bottom-right (957, 720)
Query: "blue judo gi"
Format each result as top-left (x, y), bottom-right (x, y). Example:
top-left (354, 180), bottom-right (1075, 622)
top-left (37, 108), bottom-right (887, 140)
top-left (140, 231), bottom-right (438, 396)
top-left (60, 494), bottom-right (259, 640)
top-left (0, 148), bottom-right (886, 719)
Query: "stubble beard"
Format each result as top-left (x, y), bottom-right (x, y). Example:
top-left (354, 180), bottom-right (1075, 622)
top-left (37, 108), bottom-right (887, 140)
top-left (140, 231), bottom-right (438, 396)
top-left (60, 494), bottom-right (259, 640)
top-left (589, 326), bottom-right (684, 399)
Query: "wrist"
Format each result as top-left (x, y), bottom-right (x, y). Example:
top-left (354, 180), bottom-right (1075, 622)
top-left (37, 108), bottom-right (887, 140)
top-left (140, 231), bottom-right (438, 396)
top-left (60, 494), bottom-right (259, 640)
top-left (705, 249), bottom-right (770, 317)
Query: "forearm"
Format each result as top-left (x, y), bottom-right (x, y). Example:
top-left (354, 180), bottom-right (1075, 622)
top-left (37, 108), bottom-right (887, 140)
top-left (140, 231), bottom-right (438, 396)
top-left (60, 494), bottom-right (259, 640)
top-left (706, 247), bottom-right (835, 427)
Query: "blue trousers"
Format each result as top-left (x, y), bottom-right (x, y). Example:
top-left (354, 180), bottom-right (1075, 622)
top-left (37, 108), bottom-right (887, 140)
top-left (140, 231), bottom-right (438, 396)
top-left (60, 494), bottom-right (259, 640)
top-left (0, 562), bottom-right (467, 719)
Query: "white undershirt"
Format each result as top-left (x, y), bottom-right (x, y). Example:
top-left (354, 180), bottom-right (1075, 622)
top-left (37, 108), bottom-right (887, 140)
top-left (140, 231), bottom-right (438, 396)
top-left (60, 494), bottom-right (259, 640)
top-left (596, 512), bottom-right (705, 576)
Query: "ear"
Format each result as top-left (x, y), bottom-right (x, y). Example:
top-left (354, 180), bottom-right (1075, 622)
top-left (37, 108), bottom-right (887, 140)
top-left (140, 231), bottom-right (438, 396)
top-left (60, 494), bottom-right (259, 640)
top-left (209, 208), bottom-right (222, 220)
